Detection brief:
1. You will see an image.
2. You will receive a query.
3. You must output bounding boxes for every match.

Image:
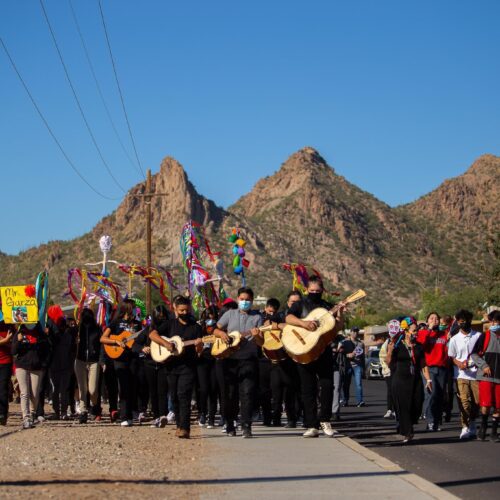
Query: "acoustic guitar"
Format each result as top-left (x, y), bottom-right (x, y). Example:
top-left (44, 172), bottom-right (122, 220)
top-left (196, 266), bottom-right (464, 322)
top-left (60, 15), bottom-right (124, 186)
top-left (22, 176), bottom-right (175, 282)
top-left (211, 324), bottom-right (274, 360)
top-left (104, 328), bottom-right (146, 360)
top-left (150, 334), bottom-right (216, 363)
top-left (282, 289), bottom-right (366, 364)
top-left (262, 327), bottom-right (288, 362)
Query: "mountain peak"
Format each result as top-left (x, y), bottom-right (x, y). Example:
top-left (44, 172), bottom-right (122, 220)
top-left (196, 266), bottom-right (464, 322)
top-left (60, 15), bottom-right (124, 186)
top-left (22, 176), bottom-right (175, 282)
top-left (280, 146), bottom-right (332, 174)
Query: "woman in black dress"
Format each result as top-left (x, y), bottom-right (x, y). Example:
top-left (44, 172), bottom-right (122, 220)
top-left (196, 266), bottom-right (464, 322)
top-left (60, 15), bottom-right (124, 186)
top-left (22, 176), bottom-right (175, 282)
top-left (387, 317), bottom-right (432, 443)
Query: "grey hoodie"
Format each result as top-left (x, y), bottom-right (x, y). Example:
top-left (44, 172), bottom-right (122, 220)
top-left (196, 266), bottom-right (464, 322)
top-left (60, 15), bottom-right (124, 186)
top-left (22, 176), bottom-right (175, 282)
top-left (471, 330), bottom-right (500, 384)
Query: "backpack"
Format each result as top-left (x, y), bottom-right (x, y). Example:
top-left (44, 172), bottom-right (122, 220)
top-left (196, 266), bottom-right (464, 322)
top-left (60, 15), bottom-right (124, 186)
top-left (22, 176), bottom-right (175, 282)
top-left (478, 330), bottom-right (491, 357)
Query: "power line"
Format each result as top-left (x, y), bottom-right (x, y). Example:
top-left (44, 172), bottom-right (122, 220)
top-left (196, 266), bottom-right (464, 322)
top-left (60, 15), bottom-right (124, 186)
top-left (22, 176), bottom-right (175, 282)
top-left (0, 36), bottom-right (119, 201)
top-left (98, 0), bottom-right (146, 179)
top-left (68, 0), bottom-right (141, 177)
top-left (39, 0), bottom-right (127, 193)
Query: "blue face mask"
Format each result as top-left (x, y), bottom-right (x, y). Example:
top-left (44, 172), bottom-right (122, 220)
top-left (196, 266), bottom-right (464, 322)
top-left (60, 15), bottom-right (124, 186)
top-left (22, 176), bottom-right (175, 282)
top-left (238, 300), bottom-right (252, 312)
top-left (491, 324), bottom-right (500, 333)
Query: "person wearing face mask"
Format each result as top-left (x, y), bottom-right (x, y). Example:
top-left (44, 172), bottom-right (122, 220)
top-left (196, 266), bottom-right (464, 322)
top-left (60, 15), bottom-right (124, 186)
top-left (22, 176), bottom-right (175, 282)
top-left (387, 317), bottom-right (431, 443)
top-left (339, 327), bottom-right (365, 407)
top-left (214, 287), bottom-right (263, 438)
top-left (285, 276), bottom-right (345, 438)
top-left (416, 312), bottom-right (449, 431)
top-left (471, 309), bottom-right (500, 441)
top-left (149, 295), bottom-right (203, 439)
top-left (447, 309), bottom-right (481, 439)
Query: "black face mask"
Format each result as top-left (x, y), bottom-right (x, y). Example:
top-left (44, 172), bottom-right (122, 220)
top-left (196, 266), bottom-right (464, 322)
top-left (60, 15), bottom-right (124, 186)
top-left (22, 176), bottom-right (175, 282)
top-left (177, 314), bottom-right (189, 321)
top-left (459, 323), bottom-right (472, 333)
top-left (308, 292), bottom-right (322, 304)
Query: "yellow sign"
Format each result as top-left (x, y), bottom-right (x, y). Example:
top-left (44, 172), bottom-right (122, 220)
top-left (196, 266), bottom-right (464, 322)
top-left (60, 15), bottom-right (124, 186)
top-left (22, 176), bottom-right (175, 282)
top-left (0, 286), bottom-right (39, 324)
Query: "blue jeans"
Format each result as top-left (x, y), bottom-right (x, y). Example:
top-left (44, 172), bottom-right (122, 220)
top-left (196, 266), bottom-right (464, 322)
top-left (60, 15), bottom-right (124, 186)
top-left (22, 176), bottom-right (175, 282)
top-left (425, 366), bottom-right (447, 427)
top-left (352, 365), bottom-right (364, 404)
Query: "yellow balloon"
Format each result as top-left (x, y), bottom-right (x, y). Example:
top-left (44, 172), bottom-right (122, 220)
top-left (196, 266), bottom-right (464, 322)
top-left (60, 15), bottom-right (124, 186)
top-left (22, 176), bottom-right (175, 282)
top-left (235, 238), bottom-right (246, 247)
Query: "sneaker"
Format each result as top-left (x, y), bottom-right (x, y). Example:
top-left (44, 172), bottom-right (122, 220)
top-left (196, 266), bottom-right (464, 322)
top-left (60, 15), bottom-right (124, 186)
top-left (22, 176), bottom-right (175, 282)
top-left (402, 434), bottom-right (414, 444)
top-left (150, 418), bottom-right (160, 428)
top-left (285, 421), bottom-right (297, 428)
top-left (468, 421), bottom-right (477, 438)
top-left (303, 428), bottom-right (320, 438)
top-left (94, 415), bottom-right (102, 423)
top-left (35, 415), bottom-right (45, 424)
top-left (138, 412), bottom-right (146, 424)
top-left (221, 423), bottom-right (227, 434)
top-left (242, 426), bottom-right (252, 438)
top-left (226, 429), bottom-right (237, 437)
top-left (383, 410), bottom-right (392, 419)
top-left (206, 419), bottom-right (215, 429)
top-left (22, 418), bottom-right (33, 429)
top-left (198, 414), bottom-right (206, 427)
top-left (331, 414), bottom-right (340, 422)
top-left (177, 429), bottom-right (190, 439)
top-left (320, 422), bottom-right (336, 437)
top-left (159, 416), bottom-right (168, 428)
top-left (459, 427), bottom-right (470, 440)
top-left (110, 410), bottom-right (119, 423)
top-left (79, 412), bottom-right (88, 424)
top-left (166, 411), bottom-right (176, 424)
top-left (356, 402), bottom-right (366, 408)
top-left (120, 420), bottom-right (133, 427)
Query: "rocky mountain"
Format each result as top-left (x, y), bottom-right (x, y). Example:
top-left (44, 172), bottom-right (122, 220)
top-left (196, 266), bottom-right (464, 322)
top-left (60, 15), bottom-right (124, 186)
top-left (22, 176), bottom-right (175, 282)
top-left (0, 148), bottom-right (498, 311)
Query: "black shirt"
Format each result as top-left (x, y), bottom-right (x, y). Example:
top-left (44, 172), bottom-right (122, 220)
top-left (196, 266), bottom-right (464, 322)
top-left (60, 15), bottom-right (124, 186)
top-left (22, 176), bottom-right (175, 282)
top-left (287, 296), bottom-right (333, 320)
top-left (157, 318), bottom-right (202, 371)
top-left (108, 318), bottom-right (141, 361)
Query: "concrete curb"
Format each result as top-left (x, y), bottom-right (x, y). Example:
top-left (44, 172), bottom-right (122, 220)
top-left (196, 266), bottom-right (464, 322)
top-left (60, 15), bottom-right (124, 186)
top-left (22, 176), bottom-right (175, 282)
top-left (337, 435), bottom-right (460, 500)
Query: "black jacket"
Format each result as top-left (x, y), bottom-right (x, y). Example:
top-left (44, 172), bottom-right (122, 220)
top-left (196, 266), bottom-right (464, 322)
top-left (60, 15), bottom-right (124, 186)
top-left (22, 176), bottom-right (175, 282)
top-left (12, 323), bottom-right (52, 370)
top-left (76, 321), bottom-right (102, 363)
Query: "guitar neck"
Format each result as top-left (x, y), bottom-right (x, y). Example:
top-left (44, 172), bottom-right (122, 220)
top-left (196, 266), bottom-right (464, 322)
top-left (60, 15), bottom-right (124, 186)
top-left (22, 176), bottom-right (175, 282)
top-left (181, 335), bottom-right (216, 347)
top-left (329, 289), bottom-right (367, 315)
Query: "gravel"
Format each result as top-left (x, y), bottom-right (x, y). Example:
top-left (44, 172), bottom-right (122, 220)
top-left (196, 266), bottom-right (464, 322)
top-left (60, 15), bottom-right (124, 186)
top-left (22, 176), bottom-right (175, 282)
top-left (0, 405), bottom-right (211, 499)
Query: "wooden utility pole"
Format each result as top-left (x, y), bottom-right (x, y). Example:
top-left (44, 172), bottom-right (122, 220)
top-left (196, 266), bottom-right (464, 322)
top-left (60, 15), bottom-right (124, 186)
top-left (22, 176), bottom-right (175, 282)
top-left (146, 169), bottom-right (152, 315)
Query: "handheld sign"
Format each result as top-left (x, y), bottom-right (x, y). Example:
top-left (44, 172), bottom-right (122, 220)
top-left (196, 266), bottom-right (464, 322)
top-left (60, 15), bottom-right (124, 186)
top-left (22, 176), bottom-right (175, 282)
top-left (0, 285), bottom-right (39, 324)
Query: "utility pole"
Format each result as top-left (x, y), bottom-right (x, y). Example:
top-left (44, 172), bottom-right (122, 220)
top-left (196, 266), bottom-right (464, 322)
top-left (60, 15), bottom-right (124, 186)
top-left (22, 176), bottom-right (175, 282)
top-left (146, 169), bottom-right (152, 315)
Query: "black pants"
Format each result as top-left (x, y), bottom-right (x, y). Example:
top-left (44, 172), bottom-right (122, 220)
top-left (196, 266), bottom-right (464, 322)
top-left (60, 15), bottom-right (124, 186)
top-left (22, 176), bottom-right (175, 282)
top-left (270, 358), bottom-right (299, 423)
top-left (145, 362), bottom-right (169, 418)
top-left (297, 349), bottom-right (334, 428)
top-left (215, 360), bottom-right (226, 421)
top-left (222, 358), bottom-right (257, 429)
top-left (50, 368), bottom-right (72, 417)
top-left (392, 374), bottom-right (423, 437)
top-left (103, 359), bottom-right (118, 413)
top-left (168, 365), bottom-right (196, 431)
top-left (385, 375), bottom-right (394, 412)
top-left (257, 358), bottom-right (272, 423)
top-left (342, 366), bottom-right (352, 403)
top-left (0, 363), bottom-right (12, 418)
top-left (443, 365), bottom-right (455, 419)
top-left (35, 369), bottom-right (49, 417)
top-left (130, 357), bottom-right (149, 413)
top-left (197, 357), bottom-right (218, 421)
top-left (114, 359), bottom-right (133, 420)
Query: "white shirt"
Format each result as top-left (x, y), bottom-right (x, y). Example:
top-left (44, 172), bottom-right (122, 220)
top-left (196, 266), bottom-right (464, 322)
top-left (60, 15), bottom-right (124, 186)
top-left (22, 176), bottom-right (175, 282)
top-left (447, 330), bottom-right (481, 380)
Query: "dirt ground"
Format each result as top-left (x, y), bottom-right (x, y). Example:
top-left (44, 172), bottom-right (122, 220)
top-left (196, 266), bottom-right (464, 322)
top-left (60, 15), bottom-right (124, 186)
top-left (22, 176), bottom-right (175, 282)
top-left (0, 405), bottom-right (213, 499)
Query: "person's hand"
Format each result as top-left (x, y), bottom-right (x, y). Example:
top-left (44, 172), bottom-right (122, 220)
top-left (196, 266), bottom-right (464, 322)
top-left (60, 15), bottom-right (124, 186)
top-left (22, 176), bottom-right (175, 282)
top-left (458, 360), bottom-right (468, 370)
top-left (163, 341), bottom-right (174, 352)
top-left (219, 332), bottom-right (230, 343)
top-left (100, 362), bottom-right (106, 373)
top-left (483, 366), bottom-right (492, 377)
top-left (251, 328), bottom-right (262, 338)
top-left (425, 379), bottom-right (433, 392)
top-left (116, 340), bottom-right (126, 349)
top-left (194, 338), bottom-right (203, 346)
top-left (4, 331), bottom-right (13, 342)
top-left (347, 353), bottom-right (355, 359)
top-left (142, 346), bottom-right (151, 355)
top-left (302, 321), bottom-right (318, 332)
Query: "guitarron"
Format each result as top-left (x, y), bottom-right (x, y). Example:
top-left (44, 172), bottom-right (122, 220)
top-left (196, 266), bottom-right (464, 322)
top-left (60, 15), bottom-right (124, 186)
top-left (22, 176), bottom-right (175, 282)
top-left (150, 335), bottom-right (215, 363)
top-left (281, 289), bottom-right (366, 364)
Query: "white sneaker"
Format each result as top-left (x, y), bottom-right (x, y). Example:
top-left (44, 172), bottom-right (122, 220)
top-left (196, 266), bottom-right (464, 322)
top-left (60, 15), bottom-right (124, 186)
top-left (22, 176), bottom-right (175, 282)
top-left (166, 411), bottom-right (175, 424)
top-left (459, 427), bottom-right (470, 439)
top-left (320, 422), bottom-right (336, 437)
top-left (159, 416), bottom-right (168, 428)
top-left (469, 421), bottom-right (477, 437)
top-left (303, 428), bottom-right (320, 438)
top-left (383, 410), bottom-right (392, 419)
top-left (120, 420), bottom-right (133, 427)
top-left (150, 418), bottom-right (160, 428)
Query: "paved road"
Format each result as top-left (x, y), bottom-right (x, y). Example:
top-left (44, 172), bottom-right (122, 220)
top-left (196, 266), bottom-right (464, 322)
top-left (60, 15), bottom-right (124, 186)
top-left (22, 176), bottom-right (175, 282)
top-left (336, 379), bottom-right (499, 499)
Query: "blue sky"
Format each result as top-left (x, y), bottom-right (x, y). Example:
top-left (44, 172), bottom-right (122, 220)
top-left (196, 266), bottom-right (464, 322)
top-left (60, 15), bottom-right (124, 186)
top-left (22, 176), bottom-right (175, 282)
top-left (1, 0), bottom-right (499, 255)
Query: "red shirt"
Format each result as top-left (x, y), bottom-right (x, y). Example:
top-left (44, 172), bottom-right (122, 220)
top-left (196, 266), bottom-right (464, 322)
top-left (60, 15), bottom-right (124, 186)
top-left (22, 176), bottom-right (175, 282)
top-left (0, 323), bottom-right (13, 365)
top-left (417, 328), bottom-right (449, 367)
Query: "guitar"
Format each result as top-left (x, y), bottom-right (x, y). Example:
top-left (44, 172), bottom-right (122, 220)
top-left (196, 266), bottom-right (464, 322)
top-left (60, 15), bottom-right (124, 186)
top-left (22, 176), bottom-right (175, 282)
top-left (104, 327), bottom-right (146, 360)
top-left (211, 324), bottom-right (275, 360)
top-left (262, 326), bottom-right (288, 362)
top-left (150, 334), bottom-right (216, 363)
top-left (282, 289), bottom-right (367, 364)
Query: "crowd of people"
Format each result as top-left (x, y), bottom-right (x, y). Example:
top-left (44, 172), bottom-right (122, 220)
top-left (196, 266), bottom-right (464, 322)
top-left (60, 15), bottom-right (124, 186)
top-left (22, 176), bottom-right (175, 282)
top-left (0, 276), bottom-right (498, 445)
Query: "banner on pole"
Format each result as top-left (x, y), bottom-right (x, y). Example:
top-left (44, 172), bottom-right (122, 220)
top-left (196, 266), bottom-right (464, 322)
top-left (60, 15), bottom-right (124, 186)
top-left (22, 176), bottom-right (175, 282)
top-left (0, 285), bottom-right (39, 324)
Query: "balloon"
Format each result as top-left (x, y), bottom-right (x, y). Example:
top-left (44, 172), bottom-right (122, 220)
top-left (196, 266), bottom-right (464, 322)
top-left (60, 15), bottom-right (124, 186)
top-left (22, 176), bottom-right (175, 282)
top-left (242, 258), bottom-right (250, 268)
top-left (229, 234), bottom-right (238, 243)
top-left (235, 238), bottom-right (246, 247)
top-left (232, 256), bottom-right (241, 267)
top-left (234, 265), bottom-right (243, 274)
top-left (237, 247), bottom-right (245, 256)
top-left (232, 246), bottom-right (239, 255)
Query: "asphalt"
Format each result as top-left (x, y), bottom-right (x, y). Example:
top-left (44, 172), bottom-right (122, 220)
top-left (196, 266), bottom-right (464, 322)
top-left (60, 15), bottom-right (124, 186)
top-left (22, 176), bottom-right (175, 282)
top-left (200, 421), bottom-right (456, 499)
top-left (337, 379), bottom-right (500, 499)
